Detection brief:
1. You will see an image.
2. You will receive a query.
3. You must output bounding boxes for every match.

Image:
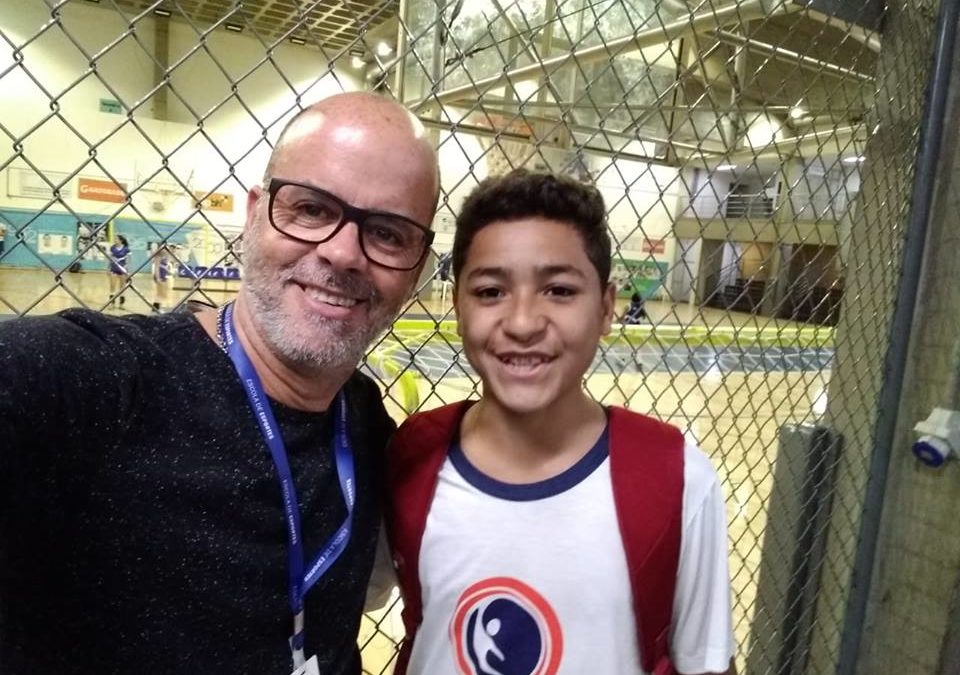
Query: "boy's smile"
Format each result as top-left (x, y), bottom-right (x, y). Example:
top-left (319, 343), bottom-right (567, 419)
top-left (454, 217), bottom-right (615, 417)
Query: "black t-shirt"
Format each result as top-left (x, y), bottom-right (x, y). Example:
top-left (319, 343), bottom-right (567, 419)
top-left (0, 309), bottom-right (395, 674)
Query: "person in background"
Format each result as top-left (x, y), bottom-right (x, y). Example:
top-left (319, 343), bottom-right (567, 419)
top-left (108, 233), bottom-right (130, 307)
top-left (0, 91), bottom-right (440, 675)
top-left (622, 290), bottom-right (648, 324)
top-left (386, 169), bottom-right (736, 675)
top-left (152, 245), bottom-right (172, 312)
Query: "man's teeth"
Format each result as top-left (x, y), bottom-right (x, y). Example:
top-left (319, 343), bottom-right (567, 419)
top-left (305, 287), bottom-right (358, 307)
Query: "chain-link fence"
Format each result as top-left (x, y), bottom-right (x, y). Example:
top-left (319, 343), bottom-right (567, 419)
top-left (0, 0), bottom-right (941, 673)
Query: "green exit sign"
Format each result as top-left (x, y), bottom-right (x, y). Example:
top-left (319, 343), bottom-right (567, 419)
top-left (99, 98), bottom-right (122, 114)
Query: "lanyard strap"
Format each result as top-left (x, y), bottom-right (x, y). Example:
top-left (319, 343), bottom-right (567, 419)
top-left (220, 303), bottom-right (356, 666)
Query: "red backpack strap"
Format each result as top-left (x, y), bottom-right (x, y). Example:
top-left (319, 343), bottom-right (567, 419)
top-left (385, 400), bottom-right (474, 674)
top-left (608, 407), bottom-right (685, 675)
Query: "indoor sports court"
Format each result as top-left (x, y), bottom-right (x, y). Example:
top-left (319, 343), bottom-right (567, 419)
top-left (2, 1), bottom-right (960, 674)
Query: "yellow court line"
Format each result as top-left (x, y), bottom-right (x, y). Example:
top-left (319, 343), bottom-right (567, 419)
top-left (389, 319), bottom-right (834, 348)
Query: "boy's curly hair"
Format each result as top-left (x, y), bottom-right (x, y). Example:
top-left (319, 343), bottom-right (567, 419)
top-left (452, 169), bottom-right (610, 285)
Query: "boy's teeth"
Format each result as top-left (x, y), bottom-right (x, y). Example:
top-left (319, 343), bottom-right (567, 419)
top-left (504, 355), bottom-right (548, 366)
top-left (305, 287), bottom-right (358, 307)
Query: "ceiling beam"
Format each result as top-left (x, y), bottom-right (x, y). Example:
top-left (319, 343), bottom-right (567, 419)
top-left (415, 0), bottom-right (797, 110)
top-left (803, 6), bottom-right (883, 52)
top-left (711, 29), bottom-right (874, 83)
top-left (706, 124), bottom-right (865, 165)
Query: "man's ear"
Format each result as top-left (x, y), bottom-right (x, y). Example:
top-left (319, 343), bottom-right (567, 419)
top-left (243, 185), bottom-right (264, 235)
top-left (600, 282), bottom-right (616, 336)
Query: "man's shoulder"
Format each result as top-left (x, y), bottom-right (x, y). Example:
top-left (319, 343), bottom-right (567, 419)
top-left (341, 368), bottom-right (399, 436)
top-left (0, 309), bottom-right (125, 356)
top-left (0, 309), bottom-right (211, 381)
top-left (344, 368), bottom-right (391, 411)
top-left (1, 308), bottom-right (196, 351)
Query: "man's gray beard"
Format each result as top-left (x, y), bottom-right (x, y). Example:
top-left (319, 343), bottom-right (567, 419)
top-left (246, 291), bottom-right (389, 372)
top-left (241, 234), bottom-right (401, 372)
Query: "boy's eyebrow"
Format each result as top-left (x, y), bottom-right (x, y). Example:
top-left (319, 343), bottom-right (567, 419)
top-left (464, 264), bottom-right (587, 281)
top-left (465, 266), bottom-right (510, 281)
top-left (535, 264), bottom-right (587, 279)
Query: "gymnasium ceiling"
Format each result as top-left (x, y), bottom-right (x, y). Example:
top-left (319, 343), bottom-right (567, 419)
top-left (107, 0), bottom-right (397, 53)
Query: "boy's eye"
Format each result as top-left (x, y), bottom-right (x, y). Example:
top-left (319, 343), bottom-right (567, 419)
top-left (473, 287), bottom-right (504, 299)
top-left (546, 285), bottom-right (578, 297)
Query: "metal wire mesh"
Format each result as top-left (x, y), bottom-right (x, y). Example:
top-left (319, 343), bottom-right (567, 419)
top-left (0, 0), bottom-right (938, 673)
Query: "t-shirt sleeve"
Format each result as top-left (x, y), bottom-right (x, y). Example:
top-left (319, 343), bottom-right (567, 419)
top-left (670, 442), bottom-right (736, 674)
top-left (0, 311), bottom-right (135, 481)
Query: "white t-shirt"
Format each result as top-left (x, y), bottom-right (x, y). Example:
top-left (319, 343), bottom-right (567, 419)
top-left (407, 427), bottom-right (735, 675)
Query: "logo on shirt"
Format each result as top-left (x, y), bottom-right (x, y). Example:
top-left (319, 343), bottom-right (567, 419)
top-left (449, 577), bottom-right (563, 675)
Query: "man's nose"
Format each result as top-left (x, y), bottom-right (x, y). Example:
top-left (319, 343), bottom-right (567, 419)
top-left (315, 219), bottom-right (367, 271)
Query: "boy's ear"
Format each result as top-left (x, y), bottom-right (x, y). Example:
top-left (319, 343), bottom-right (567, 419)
top-left (452, 284), bottom-right (463, 336)
top-left (600, 282), bottom-right (616, 335)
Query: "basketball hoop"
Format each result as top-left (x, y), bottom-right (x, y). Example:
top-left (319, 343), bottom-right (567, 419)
top-left (139, 180), bottom-right (186, 215)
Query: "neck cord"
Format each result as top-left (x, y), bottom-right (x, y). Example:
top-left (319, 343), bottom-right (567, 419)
top-left (216, 303), bottom-right (228, 354)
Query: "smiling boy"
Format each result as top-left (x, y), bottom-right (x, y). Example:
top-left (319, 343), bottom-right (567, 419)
top-left (386, 170), bottom-right (735, 675)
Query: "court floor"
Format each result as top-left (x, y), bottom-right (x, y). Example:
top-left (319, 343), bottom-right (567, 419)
top-left (0, 266), bottom-right (239, 316)
top-left (1, 265), bottom-right (832, 674)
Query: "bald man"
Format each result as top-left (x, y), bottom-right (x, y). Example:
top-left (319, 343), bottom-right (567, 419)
top-left (0, 93), bottom-right (440, 675)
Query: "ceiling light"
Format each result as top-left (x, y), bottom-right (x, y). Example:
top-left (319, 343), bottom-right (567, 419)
top-left (224, 22), bottom-right (244, 33)
top-left (789, 106), bottom-right (807, 120)
top-left (351, 55), bottom-right (366, 69)
top-left (716, 164), bottom-right (737, 171)
top-left (843, 156), bottom-right (866, 164)
top-left (289, 36), bottom-right (306, 45)
top-left (376, 41), bottom-right (393, 56)
top-left (153, 8), bottom-right (172, 17)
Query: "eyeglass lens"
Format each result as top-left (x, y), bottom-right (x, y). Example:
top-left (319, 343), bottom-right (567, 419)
top-left (271, 183), bottom-right (428, 269)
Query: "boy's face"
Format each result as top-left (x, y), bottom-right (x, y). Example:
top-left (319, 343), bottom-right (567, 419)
top-left (454, 217), bottom-right (615, 416)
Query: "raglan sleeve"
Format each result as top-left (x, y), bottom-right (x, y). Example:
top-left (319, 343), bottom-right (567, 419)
top-left (670, 442), bottom-right (737, 674)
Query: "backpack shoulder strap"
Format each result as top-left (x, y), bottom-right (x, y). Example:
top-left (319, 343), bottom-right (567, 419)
top-left (608, 407), bottom-right (685, 675)
top-left (385, 400), bottom-right (474, 674)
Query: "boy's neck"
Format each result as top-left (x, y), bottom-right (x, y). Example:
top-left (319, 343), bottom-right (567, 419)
top-left (460, 392), bottom-right (607, 484)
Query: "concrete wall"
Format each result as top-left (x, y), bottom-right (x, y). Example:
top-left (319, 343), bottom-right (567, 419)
top-left (809, 1), bottom-right (944, 673)
top-left (856, 13), bottom-right (960, 673)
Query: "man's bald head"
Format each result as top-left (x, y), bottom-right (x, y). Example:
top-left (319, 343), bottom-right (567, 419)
top-left (239, 92), bottom-right (441, 376)
top-left (263, 92), bottom-right (441, 215)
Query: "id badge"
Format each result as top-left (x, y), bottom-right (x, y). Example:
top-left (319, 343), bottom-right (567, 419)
top-left (290, 655), bottom-right (319, 675)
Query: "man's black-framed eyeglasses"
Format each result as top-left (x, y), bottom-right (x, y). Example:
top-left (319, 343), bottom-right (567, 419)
top-left (266, 178), bottom-right (435, 271)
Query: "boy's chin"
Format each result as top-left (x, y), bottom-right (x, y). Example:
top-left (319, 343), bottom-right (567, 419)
top-left (486, 388), bottom-right (565, 417)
